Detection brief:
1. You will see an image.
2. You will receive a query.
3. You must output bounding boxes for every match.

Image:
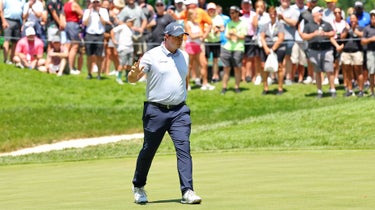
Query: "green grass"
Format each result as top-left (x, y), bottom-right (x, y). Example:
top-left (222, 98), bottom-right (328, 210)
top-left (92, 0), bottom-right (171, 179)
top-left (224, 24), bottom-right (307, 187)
top-left (1, 151), bottom-right (374, 210)
top-left (1, 61), bottom-right (375, 209)
top-left (1, 63), bottom-right (372, 153)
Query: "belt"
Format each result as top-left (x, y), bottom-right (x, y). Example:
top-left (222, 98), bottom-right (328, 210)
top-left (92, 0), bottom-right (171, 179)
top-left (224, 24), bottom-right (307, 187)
top-left (5, 18), bottom-right (21, 22)
top-left (149, 101), bottom-right (185, 110)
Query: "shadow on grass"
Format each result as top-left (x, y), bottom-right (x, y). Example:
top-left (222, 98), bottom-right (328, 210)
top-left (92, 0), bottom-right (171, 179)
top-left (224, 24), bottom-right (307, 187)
top-left (148, 198), bottom-right (181, 204)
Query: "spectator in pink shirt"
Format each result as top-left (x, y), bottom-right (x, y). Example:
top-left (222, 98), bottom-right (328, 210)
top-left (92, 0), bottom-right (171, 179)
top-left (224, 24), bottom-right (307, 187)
top-left (13, 27), bottom-right (46, 71)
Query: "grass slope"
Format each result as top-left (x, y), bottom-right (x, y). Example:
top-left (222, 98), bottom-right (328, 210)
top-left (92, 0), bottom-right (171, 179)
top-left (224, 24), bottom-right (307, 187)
top-left (1, 63), bottom-right (373, 153)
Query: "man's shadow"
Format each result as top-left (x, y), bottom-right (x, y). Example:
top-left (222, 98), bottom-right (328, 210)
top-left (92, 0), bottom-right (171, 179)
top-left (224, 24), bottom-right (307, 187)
top-left (148, 198), bottom-right (181, 204)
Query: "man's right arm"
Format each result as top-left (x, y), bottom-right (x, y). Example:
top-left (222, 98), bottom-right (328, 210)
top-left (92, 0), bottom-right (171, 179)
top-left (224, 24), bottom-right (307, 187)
top-left (361, 29), bottom-right (375, 45)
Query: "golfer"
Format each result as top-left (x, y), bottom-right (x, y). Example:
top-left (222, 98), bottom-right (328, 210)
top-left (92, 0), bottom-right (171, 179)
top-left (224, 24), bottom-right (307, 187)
top-left (128, 22), bottom-right (202, 205)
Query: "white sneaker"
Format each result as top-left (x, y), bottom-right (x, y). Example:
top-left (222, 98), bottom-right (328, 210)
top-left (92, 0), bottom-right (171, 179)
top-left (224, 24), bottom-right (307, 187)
top-left (116, 78), bottom-right (124, 85)
top-left (70, 70), bottom-right (81, 75)
top-left (194, 78), bottom-right (202, 86)
top-left (303, 76), bottom-right (313, 84)
top-left (181, 189), bottom-right (202, 204)
top-left (132, 186), bottom-right (148, 204)
top-left (284, 79), bottom-right (293, 85)
top-left (93, 64), bottom-right (98, 73)
top-left (334, 78), bottom-right (339, 85)
top-left (109, 70), bottom-right (117, 76)
top-left (200, 84), bottom-right (215, 91)
top-left (322, 77), bottom-right (329, 85)
top-left (15, 62), bottom-right (24, 69)
top-left (254, 75), bottom-right (262, 85)
top-left (267, 77), bottom-right (273, 85)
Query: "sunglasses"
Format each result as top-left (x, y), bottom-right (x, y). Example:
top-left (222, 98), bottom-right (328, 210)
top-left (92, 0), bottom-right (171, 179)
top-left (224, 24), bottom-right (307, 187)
top-left (334, 11), bottom-right (341, 14)
top-left (156, 4), bottom-right (164, 7)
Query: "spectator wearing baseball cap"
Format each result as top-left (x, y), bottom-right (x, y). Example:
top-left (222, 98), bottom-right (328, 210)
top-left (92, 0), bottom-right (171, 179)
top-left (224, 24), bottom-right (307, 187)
top-left (348, 1), bottom-right (370, 28)
top-left (13, 27), bottom-right (46, 71)
top-left (301, 6), bottom-right (337, 98)
top-left (45, 35), bottom-right (68, 76)
top-left (111, 16), bottom-right (136, 85)
top-left (146, 0), bottom-right (175, 50)
top-left (220, 5), bottom-right (247, 94)
top-left (205, 2), bottom-right (224, 83)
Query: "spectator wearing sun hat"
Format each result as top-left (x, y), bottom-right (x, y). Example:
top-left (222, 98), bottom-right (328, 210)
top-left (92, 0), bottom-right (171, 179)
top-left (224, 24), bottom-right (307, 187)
top-left (13, 27), bottom-right (46, 71)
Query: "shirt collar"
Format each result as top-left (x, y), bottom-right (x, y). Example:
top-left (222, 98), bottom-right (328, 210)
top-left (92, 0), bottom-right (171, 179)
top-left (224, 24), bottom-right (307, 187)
top-left (161, 42), bottom-right (181, 57)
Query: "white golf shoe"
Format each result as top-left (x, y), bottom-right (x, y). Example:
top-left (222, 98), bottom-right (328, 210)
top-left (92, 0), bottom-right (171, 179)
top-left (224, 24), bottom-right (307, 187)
top-left (181, 189), bottom-right (202, 204)
top-left (132, 186), bottom-right (148, 204)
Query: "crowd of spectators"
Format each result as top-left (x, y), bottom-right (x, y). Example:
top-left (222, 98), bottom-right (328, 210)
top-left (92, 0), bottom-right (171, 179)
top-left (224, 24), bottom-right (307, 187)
top-left (1, 0), bottom-right (375, 97)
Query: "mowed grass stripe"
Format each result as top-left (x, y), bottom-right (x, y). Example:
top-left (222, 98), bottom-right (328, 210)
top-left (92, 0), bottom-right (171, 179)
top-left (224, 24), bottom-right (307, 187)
top-left (1, 151), bottom-right (374, 210)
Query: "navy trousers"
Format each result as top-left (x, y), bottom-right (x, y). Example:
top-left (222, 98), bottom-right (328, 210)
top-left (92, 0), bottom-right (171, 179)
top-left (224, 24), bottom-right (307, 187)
top-left (132, 102), bottom-right (194, 194)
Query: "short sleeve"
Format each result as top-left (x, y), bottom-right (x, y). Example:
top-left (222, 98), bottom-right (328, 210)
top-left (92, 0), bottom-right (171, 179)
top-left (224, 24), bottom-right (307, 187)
top-left (140, 51), bottom-right (151, 73)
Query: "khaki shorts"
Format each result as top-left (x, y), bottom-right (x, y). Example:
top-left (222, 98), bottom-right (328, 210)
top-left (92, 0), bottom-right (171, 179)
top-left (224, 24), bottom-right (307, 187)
top-left (367, 51), bottom-right (375, 74)
top-left (341, 51), bottom-right (363, 66)
top-left (291, 42), bottom-right (307, 66)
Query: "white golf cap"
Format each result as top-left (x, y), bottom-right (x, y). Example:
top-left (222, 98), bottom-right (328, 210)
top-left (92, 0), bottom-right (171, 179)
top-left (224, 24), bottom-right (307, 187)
top-left (312, 6), bottom-right (323, 14)
top-left (25, 27), bottom-right (36, 36)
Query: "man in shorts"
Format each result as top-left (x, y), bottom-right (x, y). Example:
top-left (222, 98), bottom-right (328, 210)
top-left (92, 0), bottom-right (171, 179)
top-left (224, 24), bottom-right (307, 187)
top-left (301, 6), bottom-right (336, 98)
top-left (361, 10), bottom-right (375, 97)
top-left (0, 0), bottom-right (24, 64)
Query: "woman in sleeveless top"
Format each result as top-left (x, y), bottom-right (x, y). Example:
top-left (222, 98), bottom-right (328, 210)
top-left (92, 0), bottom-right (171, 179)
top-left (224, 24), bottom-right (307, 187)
top-left (63, 0), bottom-right (83, 74)
top-left (185, 9), bottom-right (204, 90)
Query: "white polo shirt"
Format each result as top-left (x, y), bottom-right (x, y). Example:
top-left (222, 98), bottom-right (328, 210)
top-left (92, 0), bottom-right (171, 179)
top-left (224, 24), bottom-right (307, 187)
top-left (140, 43), bottom-right (189, 105)
top-left (82, 8), bottom-right (109, 34)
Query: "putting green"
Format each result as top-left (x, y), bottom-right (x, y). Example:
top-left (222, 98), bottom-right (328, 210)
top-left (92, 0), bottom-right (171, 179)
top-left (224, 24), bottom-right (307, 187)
top-left (1, 150), bottom-right (374, 210)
